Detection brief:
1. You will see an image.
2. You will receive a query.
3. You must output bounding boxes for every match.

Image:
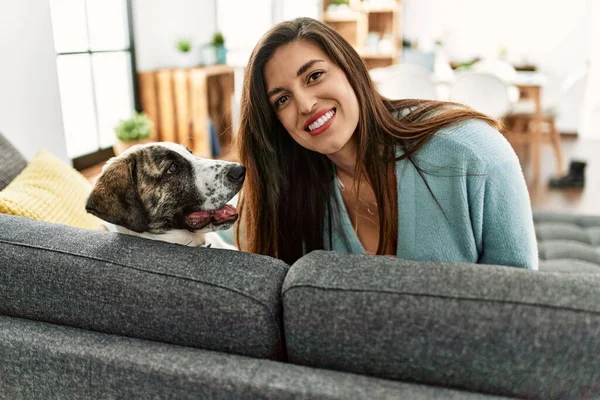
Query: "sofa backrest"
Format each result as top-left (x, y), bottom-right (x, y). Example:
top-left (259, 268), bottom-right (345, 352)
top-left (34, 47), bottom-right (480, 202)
top-left (0, 132), bottom-right (27, 190)
top-left (283, 250), bottom-right (600, 399)
top-left (0, 214), bottom-right (290, 360)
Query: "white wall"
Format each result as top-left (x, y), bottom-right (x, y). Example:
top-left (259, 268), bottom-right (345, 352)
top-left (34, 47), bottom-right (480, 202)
top-left (402, 0), bottom-right (590, 133)
top-left (0, 0), bottom-right (68, 162)
top-left (580, 0), bottom-right (600, 139)
top-left (131, 0), bottom-right (217, 71)
top-left (216, 0), bottom-right (273, 67)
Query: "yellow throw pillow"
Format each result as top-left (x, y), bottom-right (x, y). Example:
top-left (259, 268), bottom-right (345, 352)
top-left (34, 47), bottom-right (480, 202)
top-left (0, 150), bottom-right (100, 229)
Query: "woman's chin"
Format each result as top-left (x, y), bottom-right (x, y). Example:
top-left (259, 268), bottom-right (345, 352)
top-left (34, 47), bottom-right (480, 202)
top-left (314, 140), bottom-right (349, 156)
top-left (314, 133), bottom-right (357, 156)
top-left (294, 127), bottom-right (355, 155)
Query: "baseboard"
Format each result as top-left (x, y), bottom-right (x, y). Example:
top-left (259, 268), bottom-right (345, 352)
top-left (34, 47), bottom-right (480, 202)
top-left (560, 131), bottom-right (578, 138)
top-left (72, 147), bottom-right (115, 171)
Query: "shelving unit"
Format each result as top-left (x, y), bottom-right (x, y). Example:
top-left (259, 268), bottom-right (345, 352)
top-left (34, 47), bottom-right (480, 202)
top-left (137, 65), bottom-right (234, 159)
top-left (322, 0), bottom-right (402, 69)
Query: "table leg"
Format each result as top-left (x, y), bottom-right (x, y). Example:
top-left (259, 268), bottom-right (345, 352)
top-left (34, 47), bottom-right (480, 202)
top-left (528, 86), bottom-right (542, 183)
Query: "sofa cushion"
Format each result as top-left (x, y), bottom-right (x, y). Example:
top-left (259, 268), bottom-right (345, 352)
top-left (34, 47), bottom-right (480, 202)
top-left (0, 214), bottom-right (289, 360)
top-left (283, 250), bottom-right (600, 399)
top-left (0, 132), bottom-right (27, 190)
top-left (0, 316), bottom-right (509, 400)
top-left (0, 149), bottom-right (100, 229)
top-left (534, 211), bottom-right (600, 273)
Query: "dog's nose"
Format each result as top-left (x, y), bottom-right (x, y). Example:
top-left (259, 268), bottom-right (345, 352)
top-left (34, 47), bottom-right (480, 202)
top-left (226, 165), bottom-right (246, 182)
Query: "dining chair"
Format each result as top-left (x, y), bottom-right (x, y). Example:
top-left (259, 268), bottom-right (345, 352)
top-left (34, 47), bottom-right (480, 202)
top-left (449, 71), bottom-right (512, 119)
top-left (472, 59), bottom-right (520, 104)
top-left (370, 64), bottom-right (439, 100)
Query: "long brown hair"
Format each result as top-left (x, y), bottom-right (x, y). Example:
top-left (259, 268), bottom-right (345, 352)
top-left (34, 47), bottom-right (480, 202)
top-left (235, 18), bottom-right (500, 264)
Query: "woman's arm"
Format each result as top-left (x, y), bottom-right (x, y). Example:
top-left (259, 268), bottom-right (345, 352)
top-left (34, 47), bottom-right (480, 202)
top-left (478, 160), bottom-right (538, 269)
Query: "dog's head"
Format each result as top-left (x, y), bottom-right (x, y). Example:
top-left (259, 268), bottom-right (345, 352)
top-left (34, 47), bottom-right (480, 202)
top-left (86, 142), bottom-right (245, 234)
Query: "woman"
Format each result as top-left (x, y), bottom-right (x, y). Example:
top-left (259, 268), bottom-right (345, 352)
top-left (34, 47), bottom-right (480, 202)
top-left (234, 17), bottom-right (537, 269)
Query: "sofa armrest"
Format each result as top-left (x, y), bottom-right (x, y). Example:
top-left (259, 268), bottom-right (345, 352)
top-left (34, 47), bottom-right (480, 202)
top-left (283, 250), bottom-right (600, 399)
top-left (0, 214), bottom-right (289, 360)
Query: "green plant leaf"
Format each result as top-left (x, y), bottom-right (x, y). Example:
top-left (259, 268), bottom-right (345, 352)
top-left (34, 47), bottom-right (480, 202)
top-left (114, 113), bottom-right (154, 142)
top-left (176, 39), bottom-right (192, 53)
top-left (212, 32), bottom-right (225, 47)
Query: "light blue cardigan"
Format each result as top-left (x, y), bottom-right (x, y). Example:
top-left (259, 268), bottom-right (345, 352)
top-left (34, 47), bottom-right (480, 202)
top-left (325, 119), bottom-right (538, 270)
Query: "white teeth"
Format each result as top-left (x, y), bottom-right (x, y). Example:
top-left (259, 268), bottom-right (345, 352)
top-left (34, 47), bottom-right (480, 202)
top-left (308, 109), bottom-right (336, 132)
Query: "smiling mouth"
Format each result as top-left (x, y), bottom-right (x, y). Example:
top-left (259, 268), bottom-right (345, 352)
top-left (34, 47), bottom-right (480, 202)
top-left (305, 108), bottom-right (336, 136)
top-left (185, 204), bottom-right (238, 230)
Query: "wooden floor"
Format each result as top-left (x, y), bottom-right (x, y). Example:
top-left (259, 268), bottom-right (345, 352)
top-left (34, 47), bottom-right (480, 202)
top-left (524, 135), bottom-right (599, 215)
top-left (81, 135), bottom-right (600, 216)
top-left (81, 163), bottom-right (104, 183)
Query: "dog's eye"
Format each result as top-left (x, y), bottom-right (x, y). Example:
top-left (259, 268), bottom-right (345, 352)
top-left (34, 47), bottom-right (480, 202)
top-left (166, 163), bottom-right (178, 175)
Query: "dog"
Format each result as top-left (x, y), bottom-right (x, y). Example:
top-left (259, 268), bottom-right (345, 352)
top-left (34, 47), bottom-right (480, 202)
top-left (85, 142), bottom-right (245, 249)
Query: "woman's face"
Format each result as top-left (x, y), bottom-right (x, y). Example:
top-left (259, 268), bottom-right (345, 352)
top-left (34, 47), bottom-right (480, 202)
top-left (264, 40), bottom-right (360, 155)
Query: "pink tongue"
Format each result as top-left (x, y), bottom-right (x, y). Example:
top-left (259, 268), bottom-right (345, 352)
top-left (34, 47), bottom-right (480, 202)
top-left (187, 210), bottom-right (211, 225)
top-left (217, 205), bottom-right (236, 217)
top-left (187, 205), bottom-right (237, 227)
top-left (213, 205), bottom-right (237, 223)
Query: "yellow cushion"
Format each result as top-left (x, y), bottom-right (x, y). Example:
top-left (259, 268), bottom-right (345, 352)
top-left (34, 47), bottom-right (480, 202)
top-left (0, 150), bottom-right (100, 229)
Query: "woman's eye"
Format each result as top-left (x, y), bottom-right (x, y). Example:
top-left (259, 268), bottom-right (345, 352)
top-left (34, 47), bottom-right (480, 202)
top-left (166, 163), bottom-right (178, 174)
top-left (185, 146), bottom-right (193, 154)
top-left (275, 95), bottom-right (290, 107)
top-left (308, 71), bottom-right (323, 83)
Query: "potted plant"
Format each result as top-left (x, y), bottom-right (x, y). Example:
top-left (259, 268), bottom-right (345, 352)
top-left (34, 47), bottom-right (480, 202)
top-left (212, 32), bottom-right (227, 64)
top-left (113, 113), bottom-right (154, 156)
top-left (327, 0), bottom-right (350, 13)
top-left (175, 38), bottom-right (196, 68)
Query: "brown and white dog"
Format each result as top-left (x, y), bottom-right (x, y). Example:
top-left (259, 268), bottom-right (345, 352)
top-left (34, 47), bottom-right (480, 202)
top-left (86, 142), bottom-right (245, 249)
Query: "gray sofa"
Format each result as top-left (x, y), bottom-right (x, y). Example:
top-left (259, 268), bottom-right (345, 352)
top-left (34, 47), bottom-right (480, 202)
top-left (1, 134), bottom-right (600, 399)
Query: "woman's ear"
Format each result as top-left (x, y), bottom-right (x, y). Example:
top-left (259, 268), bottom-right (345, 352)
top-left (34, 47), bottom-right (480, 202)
top-left (85, 156), bottom-right (149, 233)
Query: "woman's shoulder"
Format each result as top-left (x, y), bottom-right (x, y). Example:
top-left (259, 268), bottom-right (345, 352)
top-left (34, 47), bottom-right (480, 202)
top-left (420, 118), bottom-right (518, 172)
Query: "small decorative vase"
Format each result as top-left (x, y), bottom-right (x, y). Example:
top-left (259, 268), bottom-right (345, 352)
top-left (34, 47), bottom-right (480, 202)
top-left (215, 45), bottom-right (227, 64)
top-left (113, 138), bottom-right (152, 156)
top-left (201, 45), bottom-right (217, 66)
top-left (176, 52), bottom-right (197, 69)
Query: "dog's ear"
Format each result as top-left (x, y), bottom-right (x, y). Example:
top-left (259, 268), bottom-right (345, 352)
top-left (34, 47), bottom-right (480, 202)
top-left (86, 156), bottom-right (148, 233)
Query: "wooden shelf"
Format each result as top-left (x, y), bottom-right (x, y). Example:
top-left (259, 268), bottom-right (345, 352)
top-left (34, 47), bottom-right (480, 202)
top-left (359, 51), bottom-right (396, 59)
top-left (361, 5), bottom-right (397, 13)
top-left (137, 65), bottom-right (235, 159)
top-left (323, 11), bottom-right (361, 22)
top-left (322, 0), bottom-right (402, 70)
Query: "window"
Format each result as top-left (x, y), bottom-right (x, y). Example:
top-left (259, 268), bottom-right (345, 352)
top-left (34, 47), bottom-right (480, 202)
top-left (49, 0), bottom-right (138, 160)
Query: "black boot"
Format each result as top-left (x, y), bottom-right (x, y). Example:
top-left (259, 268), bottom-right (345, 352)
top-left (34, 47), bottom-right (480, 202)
top-left (549, 160), bottom-right (586, 188)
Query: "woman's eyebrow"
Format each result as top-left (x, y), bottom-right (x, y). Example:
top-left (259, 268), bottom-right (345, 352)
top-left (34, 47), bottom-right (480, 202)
top-left (267, 59), bottom-right (325, 99)
top-left (296, 59), bottom-right (324, 77)
top-left (267, 87), bottom-right (284, 99)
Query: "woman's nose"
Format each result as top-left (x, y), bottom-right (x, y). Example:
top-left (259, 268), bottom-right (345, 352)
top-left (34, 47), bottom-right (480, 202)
top-left (296, 91), bottom-right (317, 115)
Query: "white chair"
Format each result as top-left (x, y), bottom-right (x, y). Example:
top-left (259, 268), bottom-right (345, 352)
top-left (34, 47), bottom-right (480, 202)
top-left (510, 63), bottom-right (589, 119)
top-left (370, 64), bottom-right (438, 100)
top-left (433, 52), bottom-right (455, 101)
top-left (472, 59), bottom-right (520, 104)
top-left (449, 72), bottom-right (512, 118)
top-left (370, 64), bottom-right (433, 83)
top-left (472, 59), bottom-right (517, 83)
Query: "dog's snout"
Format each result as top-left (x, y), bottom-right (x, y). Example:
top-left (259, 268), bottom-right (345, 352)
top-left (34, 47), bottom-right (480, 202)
top-left (226, 165), bottom-right (246, 182)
